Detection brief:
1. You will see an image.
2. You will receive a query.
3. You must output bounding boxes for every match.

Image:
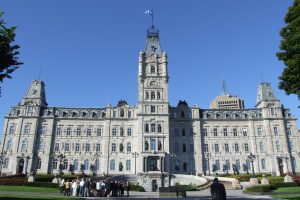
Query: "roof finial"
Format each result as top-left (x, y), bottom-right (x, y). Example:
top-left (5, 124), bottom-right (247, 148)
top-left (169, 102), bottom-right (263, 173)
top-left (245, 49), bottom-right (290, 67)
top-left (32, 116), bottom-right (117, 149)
top-left (145, 9), bottom-right (154, 27)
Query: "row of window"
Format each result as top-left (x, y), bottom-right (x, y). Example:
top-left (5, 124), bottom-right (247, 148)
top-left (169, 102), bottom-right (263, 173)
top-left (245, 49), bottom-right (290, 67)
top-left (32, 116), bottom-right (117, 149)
top-left (145, 91), bottom-right (161, 100)
top-left (56, 127), bottom-right (103, 137)
top-left (145, 123), bottom-right (163, 133)
top-left (173, 128), bottom-right (194, 137)
top-left (173, 143), bottom-right (194, 153)
top-left (203, 127), bottom-right (248, 137)
top-left (204, 143), bottom-right (249, 153)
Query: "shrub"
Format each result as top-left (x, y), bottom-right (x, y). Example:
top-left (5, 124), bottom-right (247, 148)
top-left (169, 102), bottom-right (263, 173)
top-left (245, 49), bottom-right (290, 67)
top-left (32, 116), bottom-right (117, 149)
top-left (175, 183), bottom-right (199, 191)
top-left (272, 182), bottom-right (298, 189)
top-left (131, 184), bottom-right (145, 192)
top-left (245, 185), bottom-right (273, 193)
top-left (0, 175), bottom-right (27, 186)
top-left (35, 174), bottom-right (55, 182)
top-left (24, 182), bottom-right (58, 188)
top-left (257, 176), bottom-right (284, 184)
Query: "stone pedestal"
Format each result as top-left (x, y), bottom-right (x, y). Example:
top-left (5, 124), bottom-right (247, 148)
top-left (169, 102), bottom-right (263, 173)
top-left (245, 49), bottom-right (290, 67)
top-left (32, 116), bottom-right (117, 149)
top-left (52, 177), bottom-right (59, 184)
top-left (284, 175), bottom-right (293, 183)
top-left (261, 177), bottom-right (269, 185)
top-left (28, 175), bottom-right (35, 182)
top-left (232, 178), bottom-right (241, 189)
top-left (249, 177), bottom-right (258, 186)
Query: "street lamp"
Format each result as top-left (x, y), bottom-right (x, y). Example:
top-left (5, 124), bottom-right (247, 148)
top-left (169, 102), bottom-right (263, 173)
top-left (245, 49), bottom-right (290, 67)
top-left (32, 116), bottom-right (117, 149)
top-left (51, 152), bottom-right (65, 175)
top-left (0, 151), bottom-right (7, 176)
top-left (204, 152), bottom-right (211, 176)
top-left (247, 153), bottom-right (256, 175)
top-left (132, 152), bottom-right (139, 174)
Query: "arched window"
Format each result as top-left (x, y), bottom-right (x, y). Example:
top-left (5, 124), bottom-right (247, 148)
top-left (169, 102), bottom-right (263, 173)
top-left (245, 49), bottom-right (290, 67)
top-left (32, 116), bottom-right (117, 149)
top-left (146, 92), bottom-right (149, 99)
top-left (120, 127), bottom-right (124, 136)
top-left (6, 139), bottom-right (13, 151)
top-left (151, 92), bottom-right (155, 100)
top-left (53, 159), bottom-right (58, 169)
top-left (183, 144), bottom-right (186, 152)
top-left (73, 159), bottom-right (78, 171)
top-left (126, 160), bottom-right (131, 170)
top-left (261, 159), bottom-right (266, 169)
top-left (127, 142), bottom-right (131, 152)
top-left (158, 140), bottom-right (162, 151)
top-left (84, 159), bottom-right (89, 171)
top-left (37, 157), bottom-right (42, 169)
top-left (181, 110), bottom-right (185, 118)
top-left (157, 92), bottom-right (161, 99)
top-left (110, 160), bottom-right (115, 170)
top-left (95, 159), bottom-right (100, 171)
top-left (21, 139), bottom-right (28, 152)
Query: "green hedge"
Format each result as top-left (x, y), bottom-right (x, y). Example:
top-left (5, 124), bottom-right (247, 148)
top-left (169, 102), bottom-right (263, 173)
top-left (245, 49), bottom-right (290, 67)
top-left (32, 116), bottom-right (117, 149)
top-left (23, 182), bottom-right (58, 188)
top-left (130, 184), bottom-right (145, 192)
top-left (257, 177), bottom-right (284, 184)
top-left (245, 185), bottom-right (273, 192)
top-left (34, 174), bottom-right (55, 182)
top-left (272, 182), bottom-right (298, 189)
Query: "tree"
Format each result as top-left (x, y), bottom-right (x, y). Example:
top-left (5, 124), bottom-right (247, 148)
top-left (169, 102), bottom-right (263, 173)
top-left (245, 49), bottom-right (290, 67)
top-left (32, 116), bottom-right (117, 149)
top-left (276, 0), bottom-right (300, 100)
top-left (0, 11), bottom-right (22, 96)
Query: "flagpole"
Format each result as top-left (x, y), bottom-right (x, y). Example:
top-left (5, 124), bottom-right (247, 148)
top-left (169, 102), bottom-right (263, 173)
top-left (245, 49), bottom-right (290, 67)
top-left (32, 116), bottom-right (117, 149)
top-left (151, 10), bottom-right (154, 26)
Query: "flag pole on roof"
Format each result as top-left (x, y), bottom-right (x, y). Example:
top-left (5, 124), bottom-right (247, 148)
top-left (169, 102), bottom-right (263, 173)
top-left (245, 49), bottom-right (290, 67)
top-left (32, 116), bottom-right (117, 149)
top-left (145, 9), bottom-right (154, 27)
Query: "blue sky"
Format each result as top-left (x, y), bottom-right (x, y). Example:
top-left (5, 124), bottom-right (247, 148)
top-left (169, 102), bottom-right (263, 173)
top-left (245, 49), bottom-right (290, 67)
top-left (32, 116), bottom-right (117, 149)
top-left (1, 0), bottom-right (299, 133)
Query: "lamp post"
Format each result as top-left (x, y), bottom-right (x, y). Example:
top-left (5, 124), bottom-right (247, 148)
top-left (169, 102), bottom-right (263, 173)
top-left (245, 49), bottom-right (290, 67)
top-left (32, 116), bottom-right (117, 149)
top-left (132, 152), bottom-right (139, 174)
top-left (247, 153), bottom-right (256, 175)
top-left (0, 151), bottom-right (7, 176)
top-left (205, 152), bottom-right (211, 176)
top-left (51, 152), bottom-right (65, 175)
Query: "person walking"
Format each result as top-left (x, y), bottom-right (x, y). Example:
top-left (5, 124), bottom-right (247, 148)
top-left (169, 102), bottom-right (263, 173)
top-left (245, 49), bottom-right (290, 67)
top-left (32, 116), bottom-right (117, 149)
top-left (126, 181), bottom-right (131, 197)
top-left (72, 180), bottom-right (78, 197)
top-left (210, 178), bottom-right (226, 200)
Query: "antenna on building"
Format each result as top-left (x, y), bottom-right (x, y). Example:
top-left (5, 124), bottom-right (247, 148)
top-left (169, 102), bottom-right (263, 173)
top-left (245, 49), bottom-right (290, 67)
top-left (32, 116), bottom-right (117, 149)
top-left (221, 68), bottom-right (228, 96)
top-left (260, 68), bottom-right (264, 83)
top-left (38, 66), bottom-right (42, 80)
top-left (145, 9), bottom-right (154, 27)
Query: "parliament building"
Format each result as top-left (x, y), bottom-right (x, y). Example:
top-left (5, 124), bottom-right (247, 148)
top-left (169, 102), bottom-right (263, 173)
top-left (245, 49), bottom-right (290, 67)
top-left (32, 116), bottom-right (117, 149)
top-left (1, 26), bottom-right (299, 182)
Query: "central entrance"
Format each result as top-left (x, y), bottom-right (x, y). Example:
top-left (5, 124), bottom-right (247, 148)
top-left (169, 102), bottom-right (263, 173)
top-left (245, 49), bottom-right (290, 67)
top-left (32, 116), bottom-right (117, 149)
top-left (18, 159), bottom-right (24, 174)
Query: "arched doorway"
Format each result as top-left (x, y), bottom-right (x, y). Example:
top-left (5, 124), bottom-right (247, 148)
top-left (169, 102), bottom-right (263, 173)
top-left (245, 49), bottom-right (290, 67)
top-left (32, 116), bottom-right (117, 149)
top-left (18, 159), bottom-right (24, 174)
top-left (152, 179), bottom-right (158, 192)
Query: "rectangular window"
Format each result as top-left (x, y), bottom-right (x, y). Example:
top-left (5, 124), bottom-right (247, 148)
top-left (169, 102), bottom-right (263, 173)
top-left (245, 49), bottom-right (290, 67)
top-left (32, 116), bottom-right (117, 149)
top-left (112, 143), bottom-right (116, 152)
top-left (287, 126), bottom-right (292, 135)
top-left (75, 143), bottom-right (80, 152)
top-left (259, 141), bottom-right (264, 153)
top-left (54, 143), bottom-right (59, 152)
top-left (128, 111), bottom-right (132, 118)
top-left (203, 128), bottom-right (207, 136)
top-left (242, 128), bottom-right (247, 136)
top-left (234, 143), bottom-right (239, 153)
top-left (112, 127), bottom-right (117, 136)
top-left (96, 143), bottom-right (101, 152)
top-left (273, 127), bottom-right (278, 136)
top-left (244, 143), bottom-right (249, 153)
top-left (110, 160), bottom-right (115, 170)
top-left (76, 127), bottom-right (81, 136)
top-left (56, 127), bottom-right (61, 136)
top-left (65, 143), bottom-right (70, 152)
top-left (214, 144), bottom-right (219, 153)
top-left (127, 128), bottom-right (132, 136)
top-left (223, 128), bottom-right (227, 136)
top-left (113, 111), bottom-right (116, 118)
top-left (225, 143), bottom-right (229, 153)
top-left (276, 141), bottom-right (280, 152)
top-left (233, 128), bottom-right (237, 137)
top-left (86, 128), bottom-right (92, 136)
top-left (24, 124), bottom-right (30, 134)
top-left (66, 127), bottom-right (72, 136)
top-left (257, 127), bottom-right (262, 136)
top-left (151, 124), bottom-right (155, 132)
top-left (9, 125), bottom-right (15, 135)
top-left (96, 128), bottom-right (102, 136)
top-left (213, 128), bottom-right (218, 137)
top-left (150, 138), bottom-right (156, 150)
top-left (41, 125), bottom-right (47, 135)
top-left (151, 105), bottom-right (155, 113)
top-left (85, 143), bottom-right (90, 152)
top-left (182, 144), bottom-right (186, 152)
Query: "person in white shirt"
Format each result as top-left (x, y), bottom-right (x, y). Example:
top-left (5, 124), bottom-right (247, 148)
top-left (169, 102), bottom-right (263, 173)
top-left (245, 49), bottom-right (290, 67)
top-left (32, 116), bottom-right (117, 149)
top-left (79, 178), bottom-right (85, 197)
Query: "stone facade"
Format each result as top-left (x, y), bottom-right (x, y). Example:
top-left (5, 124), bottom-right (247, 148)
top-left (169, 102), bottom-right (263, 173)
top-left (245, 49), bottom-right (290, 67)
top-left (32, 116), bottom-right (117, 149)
top-left (1, 26), bottom-right (299, 178)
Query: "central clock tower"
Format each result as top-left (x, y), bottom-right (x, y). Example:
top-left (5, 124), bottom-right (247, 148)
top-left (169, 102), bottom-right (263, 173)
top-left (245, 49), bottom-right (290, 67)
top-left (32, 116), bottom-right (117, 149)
top-left (136, 25), bottom-right (170, 176)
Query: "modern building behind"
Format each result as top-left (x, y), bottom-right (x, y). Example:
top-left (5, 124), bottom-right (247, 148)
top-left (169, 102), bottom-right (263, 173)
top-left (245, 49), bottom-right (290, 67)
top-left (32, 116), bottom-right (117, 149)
top-left (210, 95), bottom-right (245, 109)
top-left (1, 26), bottom-right (299, 186)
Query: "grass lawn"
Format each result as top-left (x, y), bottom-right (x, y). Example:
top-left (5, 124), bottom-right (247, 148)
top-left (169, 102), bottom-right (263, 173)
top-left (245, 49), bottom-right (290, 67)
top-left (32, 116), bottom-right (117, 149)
top-left (272, 187), bottom-right (300, 200)
top-left (0, 194), bottom-right (73, 200)
top-left (0, 186), bottom-right (58, 193)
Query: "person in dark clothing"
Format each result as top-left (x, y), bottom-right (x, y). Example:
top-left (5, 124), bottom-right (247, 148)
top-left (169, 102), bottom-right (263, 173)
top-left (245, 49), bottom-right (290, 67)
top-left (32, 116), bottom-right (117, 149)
top-left (210, 178), bottom-right (226, 200)
top-left (126, 181), bottom-right (131, 197)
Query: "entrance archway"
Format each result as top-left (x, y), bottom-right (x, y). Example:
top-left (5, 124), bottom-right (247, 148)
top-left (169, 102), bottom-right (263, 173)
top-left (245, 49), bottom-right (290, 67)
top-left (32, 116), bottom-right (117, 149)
top-left (18, 159), bottom-right (24, 174)
top-left (277, 158), bottom-right (284, 176)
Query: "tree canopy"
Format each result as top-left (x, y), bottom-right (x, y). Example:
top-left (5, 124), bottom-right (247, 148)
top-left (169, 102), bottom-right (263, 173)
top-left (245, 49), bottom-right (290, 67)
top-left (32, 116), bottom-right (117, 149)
top-left (276, 0), bottom-right (300, 100)
top-left (0, 11), bottom-right (22, 94)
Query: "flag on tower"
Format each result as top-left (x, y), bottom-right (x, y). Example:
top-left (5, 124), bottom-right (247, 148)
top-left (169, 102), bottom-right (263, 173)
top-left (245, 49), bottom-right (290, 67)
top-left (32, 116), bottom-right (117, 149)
top-left (145, 10), bottom-right (153, 15)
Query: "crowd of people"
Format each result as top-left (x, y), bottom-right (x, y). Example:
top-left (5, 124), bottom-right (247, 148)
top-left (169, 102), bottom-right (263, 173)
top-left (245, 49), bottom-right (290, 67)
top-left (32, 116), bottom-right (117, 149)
top-left (59, 177), bottom-right (131, 197)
